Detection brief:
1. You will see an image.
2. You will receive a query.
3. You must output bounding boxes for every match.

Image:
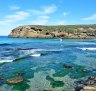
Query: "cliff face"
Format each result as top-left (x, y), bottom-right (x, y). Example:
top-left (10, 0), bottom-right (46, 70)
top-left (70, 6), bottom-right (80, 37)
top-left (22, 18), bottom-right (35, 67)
top-left (9, 25), bottom-right (96, 39)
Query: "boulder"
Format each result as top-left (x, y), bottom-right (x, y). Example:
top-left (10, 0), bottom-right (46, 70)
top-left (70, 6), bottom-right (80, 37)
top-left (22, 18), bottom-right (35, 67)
top-left (63, 64), bottom-right (74, 70)
top-left (7, 77), bottom-right (23, 84)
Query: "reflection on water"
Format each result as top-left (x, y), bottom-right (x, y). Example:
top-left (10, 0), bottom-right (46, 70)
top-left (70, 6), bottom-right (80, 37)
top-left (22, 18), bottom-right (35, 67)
top-left (0, 36), bottom-right (96, 91)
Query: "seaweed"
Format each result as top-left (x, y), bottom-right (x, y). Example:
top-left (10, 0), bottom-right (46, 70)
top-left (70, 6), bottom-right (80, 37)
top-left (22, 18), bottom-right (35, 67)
top-left (46, 75), bottom-right (54, 82)
top-left (50, 81), bottom-right (64, 88)
top-left (12, 81), bottom-right (30, 91)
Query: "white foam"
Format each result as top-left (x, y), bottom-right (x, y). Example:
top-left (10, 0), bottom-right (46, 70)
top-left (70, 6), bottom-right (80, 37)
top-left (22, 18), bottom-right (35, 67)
top-left (78, 47), bottom-right (96, 51)
top-left (0, 60), bottom-right (13, 63)
top-left (30, 53), bottom-right (41, 57)
top-left (75, 42), bottom-right (96, 45)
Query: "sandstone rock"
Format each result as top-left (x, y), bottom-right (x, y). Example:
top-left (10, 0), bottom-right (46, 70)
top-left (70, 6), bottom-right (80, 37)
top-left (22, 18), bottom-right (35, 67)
top-left (7, 77), bottom-right (23, 84)
top-left (80, 86), bottom-right (96, 91)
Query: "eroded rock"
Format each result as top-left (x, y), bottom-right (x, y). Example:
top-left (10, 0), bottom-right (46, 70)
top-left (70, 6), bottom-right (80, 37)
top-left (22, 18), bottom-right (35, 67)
top-left (7, 77), bottom-right (24, 84)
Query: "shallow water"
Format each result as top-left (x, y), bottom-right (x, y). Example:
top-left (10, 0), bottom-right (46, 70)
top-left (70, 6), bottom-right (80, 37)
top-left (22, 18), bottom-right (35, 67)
top-left (0, 36), bottom-right (96, 91)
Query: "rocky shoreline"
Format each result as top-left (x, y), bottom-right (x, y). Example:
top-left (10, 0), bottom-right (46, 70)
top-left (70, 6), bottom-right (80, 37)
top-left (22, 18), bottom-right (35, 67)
top-left (75, 76), bottom-right (96, 91)
top-left (9, 25), bottom-right (96, 39)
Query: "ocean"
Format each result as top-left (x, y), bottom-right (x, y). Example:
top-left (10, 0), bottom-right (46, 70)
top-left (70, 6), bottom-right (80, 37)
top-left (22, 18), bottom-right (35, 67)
top-left (0, 36), bottom-right (96, 91)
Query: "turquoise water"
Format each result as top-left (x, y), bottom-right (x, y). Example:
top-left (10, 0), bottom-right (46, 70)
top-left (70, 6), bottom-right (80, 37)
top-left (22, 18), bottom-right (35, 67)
top-left (0, 36), bottom-right (96, 91)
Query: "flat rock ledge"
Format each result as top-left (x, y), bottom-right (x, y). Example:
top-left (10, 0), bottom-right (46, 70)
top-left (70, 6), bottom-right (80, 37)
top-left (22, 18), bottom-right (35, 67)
top-left (80, 86), bottom-right (96, 91)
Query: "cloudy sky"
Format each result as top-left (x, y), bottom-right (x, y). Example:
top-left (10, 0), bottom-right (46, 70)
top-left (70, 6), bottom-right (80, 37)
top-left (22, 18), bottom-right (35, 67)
top-left (0, 0), bottom-right (96, 35)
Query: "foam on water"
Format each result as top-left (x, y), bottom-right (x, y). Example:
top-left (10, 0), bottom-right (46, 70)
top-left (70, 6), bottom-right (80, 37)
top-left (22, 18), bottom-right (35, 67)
top-left (75, 42), bottom-right (96, 45)
top-left (78, 47), bottom-right (96, 51)
top-left (0, 60), bottom-right (13, 63)
top-left (30, 53), bottom-right (41, 57)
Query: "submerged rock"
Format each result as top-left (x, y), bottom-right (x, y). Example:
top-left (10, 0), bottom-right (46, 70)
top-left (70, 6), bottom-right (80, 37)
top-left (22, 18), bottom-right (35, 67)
top-left (7, 77), bottom-right (24, 84)
top-left (63, 64), bottom-right (74, 70)
top-left (46, 75), bottom-right (54, 82)
top-left (89, 76), bottom-right (96, 81)
top-left (84, 80), bottom-right (95, 85)
top-left (75, 79), bottom-right (95, 86)
top-left (53, 70), bottom-right (69, 77)
top-left (75, 86), bottom-right (83, 91)
top-left (50, 81), bottom-right (64, 88)
top-left (80, 69), bottom-right (90, 73)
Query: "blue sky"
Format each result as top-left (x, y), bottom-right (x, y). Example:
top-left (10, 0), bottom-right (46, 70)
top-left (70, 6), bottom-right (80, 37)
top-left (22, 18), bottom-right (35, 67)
top-left (0, 0), bottom-right (96, 35)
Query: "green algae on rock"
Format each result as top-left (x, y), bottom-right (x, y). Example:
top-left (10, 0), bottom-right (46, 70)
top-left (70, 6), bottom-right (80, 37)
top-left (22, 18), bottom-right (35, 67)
top-left (50, 81), bottom-right (64, 88)
top-left (53, 70), bottom-right (69, 77)
top-left (12, 81), bottom-right (30, 91)
top-left (46, 75), bottom-right (54, 82)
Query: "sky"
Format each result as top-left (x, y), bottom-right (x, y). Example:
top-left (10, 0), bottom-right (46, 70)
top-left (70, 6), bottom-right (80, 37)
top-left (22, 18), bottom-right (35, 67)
top-left (0, 0), bottom-right (96, 35)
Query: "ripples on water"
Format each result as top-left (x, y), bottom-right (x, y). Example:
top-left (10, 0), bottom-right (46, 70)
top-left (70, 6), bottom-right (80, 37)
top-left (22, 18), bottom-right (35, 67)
top-left (0, 36), bottom-right (96, 91)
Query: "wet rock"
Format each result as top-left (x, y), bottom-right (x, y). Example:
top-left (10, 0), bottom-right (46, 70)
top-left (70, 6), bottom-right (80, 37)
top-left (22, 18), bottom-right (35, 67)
top-left (84, 80), bottom-right (95, 85)
top-left (80, 86), bottom-right (96, 91)
top-left (13, 56), bottom-right (27, 62)
top-left (75, 79), bottom-right (95, 85)
top-left (80, 69), bottom-right (90, 73)
top-left (63, 64), bottom-right (74, 70)
top-left (7, 77), bottom-right (23, 84)
top-left (75, 86), bottom-right (83, 91)
top-left (89, 76), bottom-right (96, 81)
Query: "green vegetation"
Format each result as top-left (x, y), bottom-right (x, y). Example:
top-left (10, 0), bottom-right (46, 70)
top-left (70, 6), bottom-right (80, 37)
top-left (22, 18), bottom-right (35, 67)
top-left (29, 24), bottom-right (96, 34)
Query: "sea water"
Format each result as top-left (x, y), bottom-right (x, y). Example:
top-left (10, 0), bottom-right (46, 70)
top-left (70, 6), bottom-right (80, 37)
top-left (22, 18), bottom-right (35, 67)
top-left (0, 36), bottom-right (96, 91)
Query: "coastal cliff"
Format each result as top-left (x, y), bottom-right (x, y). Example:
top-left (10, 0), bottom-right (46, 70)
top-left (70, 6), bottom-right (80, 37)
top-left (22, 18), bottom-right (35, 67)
top-left (9, 25), bottom-right (96, 38)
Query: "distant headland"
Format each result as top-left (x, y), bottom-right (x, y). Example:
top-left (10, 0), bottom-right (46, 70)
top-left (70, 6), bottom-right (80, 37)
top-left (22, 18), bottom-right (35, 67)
top-left (9, 24), bottom-right (96, 39)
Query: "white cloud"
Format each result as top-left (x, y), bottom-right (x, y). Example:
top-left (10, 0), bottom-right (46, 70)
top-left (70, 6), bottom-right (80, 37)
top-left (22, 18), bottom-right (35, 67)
top-left (9, 6), bottom-right (20, 10)
top-left (28, 5), bottom-right (57, 15)
top-left (82, 14), bottom-right (96, 20)
top-left (42, 5), bottom-right (57, 14)
top-left (63, 12), bottom-right (69, 16)
top-left (0, 5), bottom-right (57, 35)
top-left (0, 11), bottom-right (30, 25)
top-left (27, 5), bottom-right (57, 25)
